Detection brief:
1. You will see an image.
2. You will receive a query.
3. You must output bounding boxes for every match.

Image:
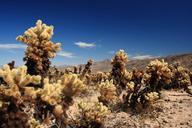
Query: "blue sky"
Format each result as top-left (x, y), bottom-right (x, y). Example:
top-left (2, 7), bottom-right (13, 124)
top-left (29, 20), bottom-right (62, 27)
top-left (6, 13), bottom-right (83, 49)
top-left (0, 0), bottom-right (192, 66)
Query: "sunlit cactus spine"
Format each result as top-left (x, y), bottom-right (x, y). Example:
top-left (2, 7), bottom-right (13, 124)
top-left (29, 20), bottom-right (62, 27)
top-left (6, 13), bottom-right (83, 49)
top-left (16, 20), bottom-right (61, 77)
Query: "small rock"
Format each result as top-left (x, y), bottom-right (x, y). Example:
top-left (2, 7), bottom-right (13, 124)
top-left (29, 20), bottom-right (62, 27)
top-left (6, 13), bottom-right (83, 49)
top-left (165, 99), bottom-right (170, 101)
top-left (179, 100), bottom-right (183, 103)
top-left (163, 119), bottom-right (168, 123)
top-left (173, 103), bottom-right (177, 107)
top-left (170, 111), bottom-right (176, 114)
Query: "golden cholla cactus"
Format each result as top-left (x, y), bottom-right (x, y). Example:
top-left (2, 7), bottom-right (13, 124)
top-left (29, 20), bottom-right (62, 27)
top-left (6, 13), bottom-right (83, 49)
top-left (16, 20), bottom-right (61, 76)
top-left (90, 71), bottom-right (109, 84)
top-left (0, 65), bottom-right (42, 128)
top-left (126, 81), bottom-right (135, 92)
top-left (112, 49), bottom-right (128, 63)
top-left (0, 65), bottom-right (41, 101)
top-left (171, 64), bottom-right (191, 89)
top-left (144, 92), bottom-right (159, 103)
top-left (75, 101), bottom-right (110, 127)
top-left (111, 49), bottom-right (128, 73)
top-left (111, 50), bottom-right (130, 90)
top-left (145, 59), bottom-right (172, 91)
top-left (61, 74), bottom-right (86, 98)
top-left (81, 59), bottom-right (93, 79)
top-left (27, 116), bottom-right (46, 128)
top-left (97, 80), bottom-right (118, 104)
top-left (38, 74), bottom-right (85, 107)
top-left (39, 78), bottom-right (63, 106)
top-left (122, 70), bottom-right (133, 83)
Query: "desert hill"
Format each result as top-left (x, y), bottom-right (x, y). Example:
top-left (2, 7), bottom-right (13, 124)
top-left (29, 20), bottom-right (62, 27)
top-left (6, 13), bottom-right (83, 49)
top-left (59, 53), bottom-right (192, 72)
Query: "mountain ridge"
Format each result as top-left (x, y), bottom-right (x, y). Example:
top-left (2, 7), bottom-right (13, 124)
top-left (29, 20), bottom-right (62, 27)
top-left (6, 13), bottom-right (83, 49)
top-left (58, 53), bottom-right (192, 72)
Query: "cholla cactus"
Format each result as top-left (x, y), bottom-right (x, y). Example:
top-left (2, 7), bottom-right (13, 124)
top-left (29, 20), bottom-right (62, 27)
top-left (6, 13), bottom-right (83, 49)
top-left (171, 64), bottom-right (191, 89)
top-left (27, 116), bottom-right (46, 128)
top-left (190, 72), bottom-right (192, 83)
top-left (144, 92), bottom-right (159, 103)
top-left (123, 81), bottom-right (143, 110)
top-left (111, 49), bottom-right (128, 76)
top-left (39, 74), bottom-right (86, 115)
top-left (0, 65), bottom-right (41, 101)
top-left (81, 59), bottom-right (93, 79)
top-left (48, 66), bottom-right (64, 83)
top-left (0, 65), bottom-right (41, 128)
top-left (16, 20), bottom-right (61, 76)
top-left (90, 71), bottom-right (110, 84)
top-left (111, 50), bottom-right (130, 90)
top-left (0, 107), bottom-right (29, 128)
top-left (131, 69), bottom-right (144, 85)
top-left (73, 66), bottom-right (78, 74)
top-left (111, 50), bottom-right (128, 72)
top-left (127, 81), bottom-right (135, 92)
top-left (121, 59), bottom-right (171, 110)
top-left (61, 74), bottom-right (86, 98)
top-left (74, 101), bottom-right (110, 128)
top-left (7, 60), bottom-right (15, 69)
top-left (39, 78), bottom-right (63, 106)
top-left (97, 80), bottom-right (118, 105)
top-left (145, 59), bottom-right (172, 91)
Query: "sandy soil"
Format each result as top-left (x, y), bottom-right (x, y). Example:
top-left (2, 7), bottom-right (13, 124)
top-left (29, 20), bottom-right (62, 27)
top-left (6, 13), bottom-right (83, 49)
top-left (104, 90), bottom-right (192, 128)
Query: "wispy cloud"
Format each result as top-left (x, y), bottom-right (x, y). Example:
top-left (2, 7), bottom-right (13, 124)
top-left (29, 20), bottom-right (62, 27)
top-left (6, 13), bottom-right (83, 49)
top-left (108, 50), bottom-right (115, 54)
top-left (0, 44), bottom-right (26, 49)
top-left (57, 51), bottom-right (75, 58)
top-left (132, 55), bottom-right (158, 60)
top-left (74, 41), bottom-right (96, 48)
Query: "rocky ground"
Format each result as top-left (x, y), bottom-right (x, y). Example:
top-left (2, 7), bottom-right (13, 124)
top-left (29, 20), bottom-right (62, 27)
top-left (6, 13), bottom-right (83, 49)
top-left (104, 90), bottom-right (192, 128)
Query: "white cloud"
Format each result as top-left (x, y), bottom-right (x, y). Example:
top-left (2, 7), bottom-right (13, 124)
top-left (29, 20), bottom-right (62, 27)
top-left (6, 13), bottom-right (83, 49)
top-left (57, 51), bottom-right (75, 58)
top-left (132, 55), bottom-right (158, 60)
top-left (75, 41), bottom-right (96, 48)
top-left (108, 50), bottom-right (115, 54)
top-left (0, 44), bottom-right (26, 49)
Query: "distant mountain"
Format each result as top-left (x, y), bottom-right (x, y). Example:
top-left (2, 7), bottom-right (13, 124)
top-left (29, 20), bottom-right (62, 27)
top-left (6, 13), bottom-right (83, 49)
top-left (58, 53), bottom-right (192, 72)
